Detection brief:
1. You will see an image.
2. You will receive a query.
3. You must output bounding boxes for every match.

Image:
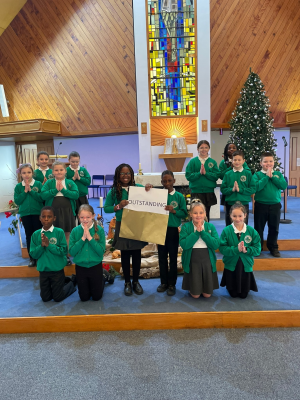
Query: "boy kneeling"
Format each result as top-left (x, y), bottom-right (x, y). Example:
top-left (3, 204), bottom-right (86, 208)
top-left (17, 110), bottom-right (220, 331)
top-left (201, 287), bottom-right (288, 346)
top-left (253, 152), bottom-right (287, 257)
top-left (30, 206), bottom-right (77, 302)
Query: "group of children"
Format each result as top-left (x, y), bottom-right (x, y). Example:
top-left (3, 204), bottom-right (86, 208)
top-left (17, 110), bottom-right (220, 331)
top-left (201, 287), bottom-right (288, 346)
top-left (13, 139), bottom-right (287, 303)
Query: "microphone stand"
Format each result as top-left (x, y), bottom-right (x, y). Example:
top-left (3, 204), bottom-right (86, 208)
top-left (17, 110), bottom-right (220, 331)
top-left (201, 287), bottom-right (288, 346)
top-left (280, 136), bottom-right (292, 224)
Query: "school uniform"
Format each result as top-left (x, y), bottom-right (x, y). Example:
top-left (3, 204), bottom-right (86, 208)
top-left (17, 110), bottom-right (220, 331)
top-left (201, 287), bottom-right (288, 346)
top-left (221, 167), bottom-right (256, 226)
top-left (69, 223), bottom-right (106, 301)
top-left (180, 221), bottom-right (219, 295)
top-left (30, 226), bottom-right (76, 302)
top-left (104, 184), bottom-right (147, 283)
top-left (14, 179), bottom-right (43, 253)
top-left (185, 156), bottom-right (219, 221)
top-left (66, 166), bottom-right (91, 214)
top-left (34, 167), bottom-right (54, 184)
top-left (219, 224), bottom-right (260, 298)
top-left (253, 170), bottom-right (287, 252)
top-left (41, 178), bottom-right (79, 231)
top-left (158, 189), bottom-right (187, 287)
top-left (219, 160), bottom-right (250, 205)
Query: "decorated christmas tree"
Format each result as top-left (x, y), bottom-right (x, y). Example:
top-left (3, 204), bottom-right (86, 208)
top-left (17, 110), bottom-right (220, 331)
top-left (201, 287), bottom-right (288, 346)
top-left (229, 69), bottom-right (281, 173)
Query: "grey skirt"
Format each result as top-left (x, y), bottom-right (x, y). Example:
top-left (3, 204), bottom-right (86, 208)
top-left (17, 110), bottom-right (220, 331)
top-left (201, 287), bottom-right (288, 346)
top-left (182, 248), bottom-right (219, 295)
top-left (112, 220), bottom-right (147, 251)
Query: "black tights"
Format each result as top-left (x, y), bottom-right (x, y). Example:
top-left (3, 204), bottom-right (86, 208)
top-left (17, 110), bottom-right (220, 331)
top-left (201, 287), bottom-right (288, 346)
top-left (228, 290), bottom-right (248, 299)
top-left (121, 249), bottom-right (141, 283)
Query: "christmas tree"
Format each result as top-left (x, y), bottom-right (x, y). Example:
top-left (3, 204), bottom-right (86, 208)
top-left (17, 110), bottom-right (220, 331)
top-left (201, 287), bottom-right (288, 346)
top-left (229, 68), bottom-right (281, 173)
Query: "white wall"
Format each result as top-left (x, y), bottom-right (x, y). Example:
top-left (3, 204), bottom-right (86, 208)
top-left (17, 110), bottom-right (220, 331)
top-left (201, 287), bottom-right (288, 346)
top-left (211, 130), bottom-right (230, 165)
top-left (0, 142), bottom-right (17, 212)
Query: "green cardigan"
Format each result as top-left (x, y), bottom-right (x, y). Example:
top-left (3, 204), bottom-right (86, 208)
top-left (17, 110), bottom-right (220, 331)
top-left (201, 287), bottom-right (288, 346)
top-left (252, 171), bottom-right (287, 204)
top-left (185, 157), bottom-right (220, 193)
top-left (219, 225), bottom-right (261, 272)
top-left (41, 178), bottom-right (79, 216)
top-left (14, 180), bottom-right (44, 217)
top-left (166, 190), bottom-right (188, 227)
top-left (69, 224), bottom-right (106, 268)
top-left (104, 184), bottom-right (144, 222)
top-left (66, 167), bottom-right (91, 196)
top-left (34, 169), bottom-right (54, 183)
top-left (179, 221), bottom-right (220, 273)
top-left (219, 160), bottom-right (249, 180)
top-left (220, 169), bottom-right (256, 205)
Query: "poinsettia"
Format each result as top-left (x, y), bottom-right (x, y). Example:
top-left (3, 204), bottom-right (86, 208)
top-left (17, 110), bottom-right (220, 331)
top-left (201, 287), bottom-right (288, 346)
top-left (5, 200), bottom-right (21, 235)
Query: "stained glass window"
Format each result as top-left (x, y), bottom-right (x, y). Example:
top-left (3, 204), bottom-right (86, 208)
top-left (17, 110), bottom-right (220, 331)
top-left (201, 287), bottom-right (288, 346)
top-left (147, 0), bottom-right (196, 117)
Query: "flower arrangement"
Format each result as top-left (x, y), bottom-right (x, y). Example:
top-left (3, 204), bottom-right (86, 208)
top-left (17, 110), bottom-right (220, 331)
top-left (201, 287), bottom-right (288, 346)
top-left (5, 200), bottom-right (21, 235)
top-left (182, 193), bottom-right (191, 222)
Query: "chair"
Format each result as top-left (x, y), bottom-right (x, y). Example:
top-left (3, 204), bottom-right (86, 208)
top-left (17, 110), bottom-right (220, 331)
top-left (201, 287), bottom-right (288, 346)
top-left (102, 174), bottom-right (114, 198)
top-left (88, 175), bottom-right (104, 198)
top-left (284, 177), bottom-right (297, 197)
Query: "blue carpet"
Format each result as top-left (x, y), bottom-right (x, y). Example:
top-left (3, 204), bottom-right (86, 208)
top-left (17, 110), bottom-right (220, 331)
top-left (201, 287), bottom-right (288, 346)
top-left (0, 272), bottom-right (299, 318)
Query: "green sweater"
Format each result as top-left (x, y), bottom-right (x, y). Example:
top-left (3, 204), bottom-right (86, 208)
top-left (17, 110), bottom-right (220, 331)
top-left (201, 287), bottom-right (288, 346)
top-left (69, 224), bottom-right (106, 268)
top-left (219, 160), bottom-right (249, 180)
top-left (41, 178), bottom-right (79, 216)
top-left (29, 227), bottom-right (67, 272)
top-left (221, 169), bottom-right (255, 205)
top-left (219, 225), bottom-right (261, 272)
top-left (14, 181), bottom-right (44, 217)
top-left (167, 190), bottom-right (188, 227)
top-left (185, 157), bottom-right (219, 193)
top-left (252, 171), bottom-right (287, 204)
top-left (66, 167), bottom-right (91, 196)
top-left (179, 221), bottom-right (220, 273)
top-left (104, 184), bottom-right (144, 222)
top-left (34, 169), bottom-right (53, 183)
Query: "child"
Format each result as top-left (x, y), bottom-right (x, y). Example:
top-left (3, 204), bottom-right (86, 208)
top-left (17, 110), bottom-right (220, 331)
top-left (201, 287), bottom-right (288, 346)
top-left (185, 140), bottom-right (219, 221)
top-left (34, 151), bottom-right (53, 184)
top-left (219, 203), bottom-right (261, 298)
top-left (14, 163), bottom-right (43, 267)
top-left (157, 170), bottom-right (187, 296)
top-left (69, 205), bottom-right (107, 301)
top-left (66, 151), bottom-right (91, 217)
top-left (104, 163), bottom-right (152, 296)
top-left (219, 143), bottom-right (250, 180)
top-left (30, 206), bottom-right (76, 302)
top-left (253, 152), bottom-right (287, 257)
top-left (41, 161), bottom-right (79, 265)
top-left (221, 150), bottom-right (256, 226)
top-left (180, 201), bottom-right (219, 298)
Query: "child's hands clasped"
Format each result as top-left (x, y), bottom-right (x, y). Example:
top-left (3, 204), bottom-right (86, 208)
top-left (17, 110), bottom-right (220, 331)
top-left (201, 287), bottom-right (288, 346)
top-left (42, 176), bottom-right (47, 185)
top-left (82, 225), bottom-right (92, 241)
top-left (267, 167), bottom-right (273, 178)
top-left (232, 181), bottom-right (239, 192)
top-left (73, 170), bottom-right (80, 181)
top-left (238, 241), bottom-right (247, 253)
top-left (200, 164), bottom-right (206, 175)
top-left (41, 233), bottom-right (49, 247)
top-left (56, 181), bottom-right (63, 191)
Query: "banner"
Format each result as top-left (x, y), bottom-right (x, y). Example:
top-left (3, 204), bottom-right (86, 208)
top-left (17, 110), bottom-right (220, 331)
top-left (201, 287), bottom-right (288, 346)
top-left (119, 186), bottom-right (169, 245)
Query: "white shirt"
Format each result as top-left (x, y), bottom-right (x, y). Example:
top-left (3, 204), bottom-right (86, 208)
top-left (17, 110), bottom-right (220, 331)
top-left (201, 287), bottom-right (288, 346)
top-left (231, 222), bottom-right (247, 234)
top-left (122, 187), bottom-right (129, 192)
top-left (198, 156), bottom-right (208, 165)
top-left (69, 165), bottom-right (80, 171)
top-left (39, 166), bottom-right (49, 177)
top-left (193, 222), bottom-right (207, 249)
top-left (261, 169), bottom-right (274, 174)
top-left (22, 179), bottom-right (35, 186)
top-left (232, 167), bottom-right (244, 173)
top-left (41, 225), bottom-right (54, 233)
top-left (55, 179), bottom-right (67, 197)
top-left (168, 189), bottom-right (176, 195)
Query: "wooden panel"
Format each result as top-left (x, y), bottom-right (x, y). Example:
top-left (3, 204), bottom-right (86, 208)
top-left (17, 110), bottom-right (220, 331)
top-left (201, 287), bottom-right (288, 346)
top-left (151, 117), bottom-right (197, 146)
top-left (0, 311), bottom-right (300, 334)
top-left (0, 0), bottom-right (137, 133)
top-left (211, 0), bottom-right (300, 126)
top-left (0, 0), bottom-right (27, 36)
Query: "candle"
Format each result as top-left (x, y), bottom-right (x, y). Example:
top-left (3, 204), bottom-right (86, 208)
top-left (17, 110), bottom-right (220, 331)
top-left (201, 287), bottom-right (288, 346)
top-left (100, 197), bottom-right (103, 208)
top-left (139, 162), bottom-right (141, 170)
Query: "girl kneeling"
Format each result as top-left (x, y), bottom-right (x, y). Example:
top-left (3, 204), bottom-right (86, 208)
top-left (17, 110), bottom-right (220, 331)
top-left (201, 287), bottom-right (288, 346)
top-left (180, 201), bottom-right (219, 298)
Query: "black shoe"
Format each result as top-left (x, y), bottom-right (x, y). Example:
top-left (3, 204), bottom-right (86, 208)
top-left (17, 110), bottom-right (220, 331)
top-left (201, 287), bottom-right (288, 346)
top-left (66, 257), bottom-right (72, 266)
top-left (71, 274), bottom-right (77, 288)
top-left (132, 281), bottom-right (143, 295)
top-left (28, 258), bottom-right (36, 267)
top-left (157, 283), bottom-right (168, 293)
top-left (124, 282), bottom-right (133, 296)
top-left (65, 277), bottom-right (71, 284)
top-left (167, 285), bottom-right (176, 296)
top-left (270, 249), bottom-right (281, 257)
top-left (103, 269), bottom-right (114, 284)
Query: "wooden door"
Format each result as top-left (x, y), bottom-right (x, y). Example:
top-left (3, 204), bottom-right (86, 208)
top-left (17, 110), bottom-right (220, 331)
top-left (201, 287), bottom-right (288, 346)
top-left (289, 131), bottom-right (300, 197)
top-left (36, 140), bottom-right (54, 156)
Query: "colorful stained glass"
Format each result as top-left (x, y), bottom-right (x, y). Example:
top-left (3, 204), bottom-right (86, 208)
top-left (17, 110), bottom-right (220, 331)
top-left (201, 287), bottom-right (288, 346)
top-left (147, 0), bottom-right (196, 117)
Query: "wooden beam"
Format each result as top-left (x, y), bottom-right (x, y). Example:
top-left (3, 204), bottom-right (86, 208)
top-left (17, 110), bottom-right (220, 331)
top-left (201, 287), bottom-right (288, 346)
top-left (62, 127), bottom-right (138, 137)
top-left (0, 119), bottom-right (61, 137)
top-left (0, 310), bottom-right (299, 334)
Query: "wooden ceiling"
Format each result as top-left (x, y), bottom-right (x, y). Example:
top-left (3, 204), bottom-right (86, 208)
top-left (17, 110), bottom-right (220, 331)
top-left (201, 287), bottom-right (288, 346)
top-left (0, 0), bottom-right (137, 133)
top-left (211, 0), bottom-right (300, 127)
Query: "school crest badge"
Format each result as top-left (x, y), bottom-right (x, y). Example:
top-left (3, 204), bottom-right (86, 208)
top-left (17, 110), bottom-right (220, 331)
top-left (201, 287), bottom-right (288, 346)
top-left (79, 170), bottom-right (85, 177)
top-left (68, 183), bottom-right (72, 188)
top-left (244, 235), bottom-right (252, 244)
top-left (48, 174), bottom-right (54, 179)
top-left (208, 162), bottom-right (214, 168)
top-left (49, 237), bottom-right (57, 245)
top-left (273, 175), bottom-right (279, 178)
top-left (240, 175), bottom-right (247, 182)
top-left (32, 187), bottom-right (39, 192)
top-left (170, 201), bottom-right (178, 209)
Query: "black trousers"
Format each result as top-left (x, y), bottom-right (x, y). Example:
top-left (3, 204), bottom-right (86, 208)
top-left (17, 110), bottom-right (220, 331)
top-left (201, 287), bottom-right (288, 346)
top-left (158, 227), bottom-right (179, 286)
top-left (225, 203), bottom-right (249, 226)
top-left (76, 263), bottom-right (104, 301)
top-left (22, 214), bottom-right (42, 255)
top-left (254, 202), bottom-right (281, 251)
top-left (39, 269), bottom-right (76, 302)
top-left (120, 249), bottom-right (141, 283)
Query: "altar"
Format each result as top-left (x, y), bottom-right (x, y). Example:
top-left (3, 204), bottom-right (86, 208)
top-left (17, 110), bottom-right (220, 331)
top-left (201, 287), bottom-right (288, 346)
top-left (135, 173), bottom-right (221, 219)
